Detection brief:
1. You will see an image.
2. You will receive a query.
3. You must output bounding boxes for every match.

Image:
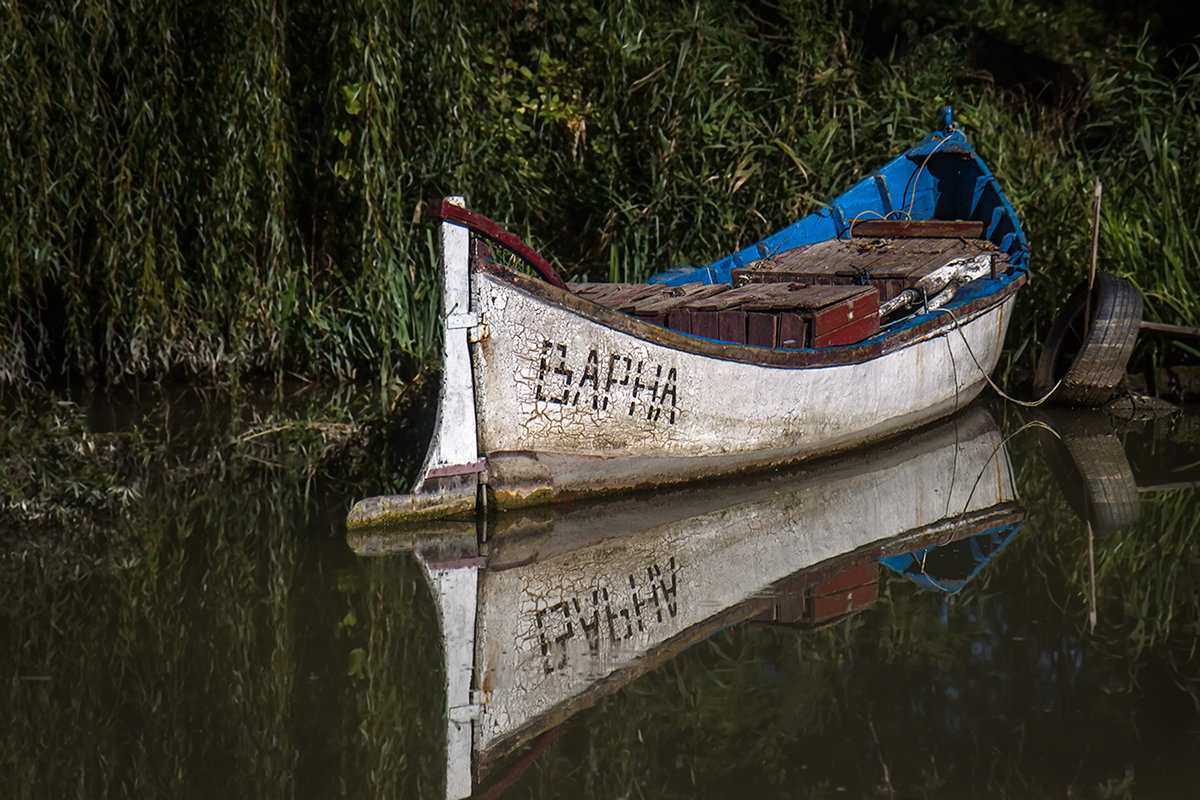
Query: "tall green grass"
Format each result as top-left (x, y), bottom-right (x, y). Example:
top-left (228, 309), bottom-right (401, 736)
top-left (2, 1), bottom-right (1198, 386)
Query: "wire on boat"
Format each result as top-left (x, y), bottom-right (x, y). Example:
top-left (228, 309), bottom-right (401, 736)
top-left (932, 306), bottom-right (1064, 407)
top-left (904, 132), bottom-right (956, 219)
top-left (846, 208), bottom-right (896, 236)
top-left (847, 206), bottom-right (917, 236)
top-left (958, 418), bottom-right (1061, 516)
top-left (917, 417), bottom-right (1061, 564)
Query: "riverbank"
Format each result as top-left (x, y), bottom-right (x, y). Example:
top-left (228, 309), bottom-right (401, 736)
top-left (0, 378), bottom-right (445, 567)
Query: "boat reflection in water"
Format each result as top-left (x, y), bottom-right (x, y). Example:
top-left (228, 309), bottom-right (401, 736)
top-left (348, 405), bottom-right (1024, 800)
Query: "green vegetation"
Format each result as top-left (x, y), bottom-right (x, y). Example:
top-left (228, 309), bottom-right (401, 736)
top-left (3, 1), bottom-right (1199, 387)
top-left (8, 5), bottom-right (1200, 794)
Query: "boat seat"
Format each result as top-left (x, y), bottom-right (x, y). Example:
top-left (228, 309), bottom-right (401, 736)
top-left (846, 219), bottom-right (985, 238)
top-left (573, 280), bottom-right (880, 348)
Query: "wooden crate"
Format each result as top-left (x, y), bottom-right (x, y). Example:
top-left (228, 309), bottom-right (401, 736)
top-left (673, 283), bottom-right (792, 343)
top-left (804, 562), bottom-right (880, 624)
top-left (573, 283), bottom-right (664, 309)
top-left (626, 284), bottom-right (728, 330)
top-left (577, 279), bottom-right (881, 349)
top-left (742, 284), bottom-right (880, 348)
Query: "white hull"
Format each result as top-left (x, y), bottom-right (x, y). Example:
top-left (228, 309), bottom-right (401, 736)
top-left (350, 405), bottom-right (1023, 798)
top-left (473, 266), bottom-right (1016, 506)
top-left (348, 161), bottom-right (1027, 527)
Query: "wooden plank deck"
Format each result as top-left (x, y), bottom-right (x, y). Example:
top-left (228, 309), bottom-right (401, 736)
top-left (572, 279), bottom-right (881, 349)
top-left (569, 230), bottom-right (1001, 348)
top-left (732, 234), bottom-right (1005, 301)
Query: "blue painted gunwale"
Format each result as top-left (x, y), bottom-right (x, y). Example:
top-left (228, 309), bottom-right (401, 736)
top-left (648, 117), bottom-right (1029, 349)
top-left (881, 521), bottom-right (1025, 594)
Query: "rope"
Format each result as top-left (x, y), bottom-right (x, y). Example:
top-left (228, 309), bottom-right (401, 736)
top-left (905, 132), bottom-right (955, 219)
top-left (848, 132), bottom-right (953, 234)
top-left (846, 208), bottom-right (895, 235)
top-left (931, 306), bottom-right (1063, 407)
top-left (919, 418), bottom-right (1061, 559)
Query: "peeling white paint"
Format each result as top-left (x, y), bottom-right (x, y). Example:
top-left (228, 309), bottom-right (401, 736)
top-left (473, 271), bottom-right (1014, 463)
top-left (414, 198), bottom-right (480, 485)
top-left (472, 415), bottom-right (1013, 753)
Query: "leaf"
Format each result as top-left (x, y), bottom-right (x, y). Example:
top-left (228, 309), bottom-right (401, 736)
top-left (341, 83), bottom-right (363, 115)
top-left (346, 647), bottom-right (367, 677)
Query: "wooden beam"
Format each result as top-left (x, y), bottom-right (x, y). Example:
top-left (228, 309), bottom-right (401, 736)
top-left (1139, 320), bottom-right (1200, 340)
top-left (849, 219), bottom-right (985, 238)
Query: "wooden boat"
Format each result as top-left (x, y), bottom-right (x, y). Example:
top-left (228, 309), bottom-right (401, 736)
top-left (348, 109), bottom-right (1028, 528)
top-left (349, 404), bottom-right (1025, 799)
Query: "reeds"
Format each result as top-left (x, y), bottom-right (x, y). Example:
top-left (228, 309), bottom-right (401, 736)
top-left (3, 2), bottom-right (1198, 386)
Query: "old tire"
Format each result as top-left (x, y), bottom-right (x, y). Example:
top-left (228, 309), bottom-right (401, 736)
top-left (1035, 411), bottom-right (1141, 536)
top-left (1033, 272), bottom-right (1143, 406)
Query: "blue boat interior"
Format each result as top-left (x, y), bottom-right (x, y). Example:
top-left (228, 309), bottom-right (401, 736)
top-left (880, 522), bottom-right (1024, 594)
top-left (649, 116), bottom-right (1029, 293)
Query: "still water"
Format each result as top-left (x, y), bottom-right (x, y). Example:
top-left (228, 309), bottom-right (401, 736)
top-left (5, 396), bottom-right (1200, 799)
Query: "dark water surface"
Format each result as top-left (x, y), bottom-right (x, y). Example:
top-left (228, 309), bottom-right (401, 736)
top-left (5, 395), bottom-right (1200, 799)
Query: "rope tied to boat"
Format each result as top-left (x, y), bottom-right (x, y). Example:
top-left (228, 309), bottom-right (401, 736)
top-left (933, 305), bottom-right (1064, 408)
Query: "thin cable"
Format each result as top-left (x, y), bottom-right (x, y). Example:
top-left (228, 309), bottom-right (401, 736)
top-left (932, 306), bottom-right (1063, 407)
top-left (925, 418), bottom-right (1061, 555)
top-left (905, 133), bottom-right (955, 219)
top-left (958, 419), bottom-right (1063, 518)
top-left (846, 208), bottom-right (893, 237)
top-left (943, 391), bottom-right (962, 520)
top-left (852, 130), bottom-right (956, 236)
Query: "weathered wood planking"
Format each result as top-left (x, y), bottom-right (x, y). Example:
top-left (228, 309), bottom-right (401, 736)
top-left (625, 284), bottom-right (726, 322)
top-left (658, 283), bottom-right (874, 347)
top-left (574, 234), bottom-right (993, 346)
top-left (744, 284), bottom-right (880, 347)
top-left (572, 283), bottom-right (663, 308)
top-left (733, 236), bottom-right (1007, 301)
top-left (574, 280), bottom-right (884, 349)
top-left (739, 284), bottom-right (825, 348)
top-left (674, 283), bottom-right (775, 342)
top-left (849, 219), bottom-right (986, 238)
top-left (739, 237), bottom-right (1001, 279)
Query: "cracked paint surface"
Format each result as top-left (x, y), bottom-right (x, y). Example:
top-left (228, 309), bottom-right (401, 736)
top-left (469, 411), bottom-right (1016, 755)
top-left (472, 272), bottom-right (1016, 462)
